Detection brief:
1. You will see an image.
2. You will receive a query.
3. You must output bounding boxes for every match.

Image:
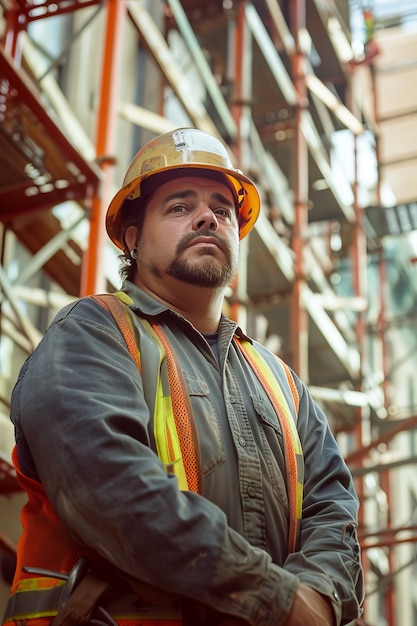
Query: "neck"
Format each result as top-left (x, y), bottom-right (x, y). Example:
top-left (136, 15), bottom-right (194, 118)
top-left (133, 274), bottom-right (225, 333)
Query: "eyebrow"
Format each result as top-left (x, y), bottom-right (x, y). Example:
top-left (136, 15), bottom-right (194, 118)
top-left (161, 189), bottom-right (235, 207)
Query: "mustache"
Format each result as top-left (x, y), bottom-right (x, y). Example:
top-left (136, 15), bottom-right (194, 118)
top-left (175, 229), bottom-right (229, 255)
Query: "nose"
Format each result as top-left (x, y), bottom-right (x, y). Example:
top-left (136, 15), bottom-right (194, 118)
top-left (193, 204), bottom-right (219, 231)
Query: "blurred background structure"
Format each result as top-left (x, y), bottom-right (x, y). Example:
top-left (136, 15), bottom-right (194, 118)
top-left (1, 1), bottom-right (417, 624)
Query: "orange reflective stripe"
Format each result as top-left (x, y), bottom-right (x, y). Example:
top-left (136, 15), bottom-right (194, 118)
top-left (4, 582), bottom-right (181, 624)
top-left (91, 294), bottom-right (200, 494)
top-left (91, 294), bottom-right (141, 372)
top-left (150, 322), bottom-right (201, 494)
top-left (235, 338), bottom-right (303, 553)
top-left (279, 359), bottom-right (300, 414)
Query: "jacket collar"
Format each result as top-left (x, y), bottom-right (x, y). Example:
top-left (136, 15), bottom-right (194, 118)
top-left (122, 279), bottom-right (172, 317)
top-left (121, 279), bottom-right (251, 343)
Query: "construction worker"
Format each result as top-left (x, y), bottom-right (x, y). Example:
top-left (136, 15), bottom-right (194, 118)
top-left (3, 128), bottom-right (364, 626)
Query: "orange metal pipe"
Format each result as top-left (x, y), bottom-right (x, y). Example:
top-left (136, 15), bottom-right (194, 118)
top-left (350, 135), bottom-right (366, 523)
top-left (229, 0), bottom-right (246, 324)
top-left (81, 0), bottom-right (126, 296)
top-left (377, 251), bottom-right (394, 626)
top-left (4, 7), bottom-right (24, 64)
top-left (231, 0), bottom-right (245, 131)
top-left (345, 69), bottom-right (370, 618)
top-left (345, 414), bottom-right (417, 466)
top-left (369, 57), bottom-right (395, 626)
top-left (380, 469), bottom-right (395, 624)
top-left (289, 0), bottom-right (309, 381)
top-left (378, 247), bottom-right (390, 406)
top-left (359, 524), bottom-right (417, 540)
top-left (362, 535), bottom-right (417, 550)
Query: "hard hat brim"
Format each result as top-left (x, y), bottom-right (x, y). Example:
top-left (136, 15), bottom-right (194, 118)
top-left (106, 163), bottom-right (260, 250)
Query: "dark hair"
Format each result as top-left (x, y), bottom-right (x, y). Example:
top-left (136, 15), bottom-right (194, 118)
top-left (118, 199), bottom-right (147, 282)
top-left (119, 252), bottom-right (135, 283)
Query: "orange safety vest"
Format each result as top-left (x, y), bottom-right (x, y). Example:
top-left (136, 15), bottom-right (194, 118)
top-left (3, 293), bottom-right (303, 626)
top-left (4, 459), bottom-right (181, 626)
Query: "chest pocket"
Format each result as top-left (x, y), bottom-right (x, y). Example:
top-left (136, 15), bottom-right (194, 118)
top-left (250, 394), bottom-right (288, 512)
top-left (183, 373), bottom-right (226, 477)
top-left (251, 394), bottom-right (284, 436)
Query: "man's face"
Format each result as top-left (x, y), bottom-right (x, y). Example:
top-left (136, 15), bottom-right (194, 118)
top-left (136, 174), bottom-right (240, 289)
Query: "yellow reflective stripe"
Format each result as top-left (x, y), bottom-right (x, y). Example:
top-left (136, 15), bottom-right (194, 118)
top-left (98, 293), bottom-right (189, 492)
top-left (134, 317), bottom-right (189, 492)
top-left (235, 338), bottom-right (304, 552)
top-left (3, 580), bottom-right (63, 622)
top-left (155, 374), bottom-right (189, 491)
top-left (4, 582), bottom-right (181, 623)
top-left (238, 340), bottom-right (303, 455)
top-left (113, 290), bottom-right (134, 307)
top-left (15, 578), bottom-right (65, 592)
top-left (3, 611), bottom-right (58, 622)
top-left (296, 481), bottom-right (304, 524)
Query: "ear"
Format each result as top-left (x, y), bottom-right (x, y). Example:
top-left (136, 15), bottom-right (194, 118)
top-left (124, 225), bottom-right (139, 255)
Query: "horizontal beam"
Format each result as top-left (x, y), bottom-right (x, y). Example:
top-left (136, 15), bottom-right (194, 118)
top-left (345, 414), bottom-right (417, 466)
top-left (350, 455), bottom-right (417, 476)
top-left (127, 0), bottom-right (219, 138)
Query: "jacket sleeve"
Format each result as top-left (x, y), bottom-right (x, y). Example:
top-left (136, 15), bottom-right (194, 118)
top-left (12, 297), bottom-right (298, 626)
top-left (282, 375), bottom-right (364, 625)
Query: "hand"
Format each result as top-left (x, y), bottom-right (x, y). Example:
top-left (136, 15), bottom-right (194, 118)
top-left (282, 583), bottom-right (335, 626)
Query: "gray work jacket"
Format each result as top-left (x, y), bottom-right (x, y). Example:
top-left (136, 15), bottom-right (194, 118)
top-left (11, 280), bottom-right (364, 625)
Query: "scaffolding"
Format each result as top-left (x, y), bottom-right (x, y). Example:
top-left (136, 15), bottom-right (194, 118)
top-left (1, 1), bottom-right (417, 624)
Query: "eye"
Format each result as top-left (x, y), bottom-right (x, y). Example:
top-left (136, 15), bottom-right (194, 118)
top-left (214, 207), bottom-right (233, 221)
top-left (170, 203), bottom-right (187, 214)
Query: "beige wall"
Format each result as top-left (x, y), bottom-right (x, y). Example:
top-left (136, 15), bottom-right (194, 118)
top-left (375, 26), bottom-right (417, 205)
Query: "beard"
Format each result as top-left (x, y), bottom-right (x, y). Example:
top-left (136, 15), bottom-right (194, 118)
top-left (167, 254), bottom-right (234, 287)
top-left (167, 231), bottom-right (239, 288)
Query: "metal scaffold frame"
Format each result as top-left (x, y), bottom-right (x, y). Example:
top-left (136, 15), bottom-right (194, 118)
top-left (1, 1), bottom-right (417, 624)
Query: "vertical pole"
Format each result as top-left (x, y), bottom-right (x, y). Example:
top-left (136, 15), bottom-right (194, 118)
top-left (351, 130), bottom-right (366, 566)
top-left (4, 7), bottom-right (25, 64)
top-left (378, 248), bottom-right (389, 407)
top-left (370, 56), bottom-right (395, 626)
top-left (351, 135), bottom-right (367, 375)
top-left (2, 7), bottom-right (25, 328)
top-left (229, 0), bottom-right (251, 330)
top-left (348, 68), bottom-right (370, 619)
top-left (380, 469), bottom-right (395, 625)
top-left (80, 0), bottom-right (126, 296)
top-left (289, 0), bottom-right (309, 381)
